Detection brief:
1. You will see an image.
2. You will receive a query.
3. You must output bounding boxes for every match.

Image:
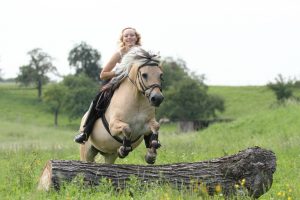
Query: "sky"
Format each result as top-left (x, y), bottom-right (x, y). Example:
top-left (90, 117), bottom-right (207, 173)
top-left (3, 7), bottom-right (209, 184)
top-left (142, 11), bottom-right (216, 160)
top-left (0, 0), bottom-right (299, 86)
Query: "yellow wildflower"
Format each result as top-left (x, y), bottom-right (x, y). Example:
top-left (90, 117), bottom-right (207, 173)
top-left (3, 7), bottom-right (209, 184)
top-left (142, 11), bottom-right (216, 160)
top-left (215, 184), bottom-right (222, 193)
top-left (277, 191), bottom-right (282, 196)
top-left (241, 178), bottom-right (246, 186)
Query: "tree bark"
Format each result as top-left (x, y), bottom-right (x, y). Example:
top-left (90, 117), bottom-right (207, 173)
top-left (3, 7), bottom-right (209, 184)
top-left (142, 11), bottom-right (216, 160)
top-left (38, 146), bottom-right (276, 198)
top-left (38, 79), bottom-right (42, 99)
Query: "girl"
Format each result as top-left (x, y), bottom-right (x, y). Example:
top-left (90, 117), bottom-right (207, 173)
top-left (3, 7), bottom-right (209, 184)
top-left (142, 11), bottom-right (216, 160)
top-left (74, 27), bottom-right (142, 144)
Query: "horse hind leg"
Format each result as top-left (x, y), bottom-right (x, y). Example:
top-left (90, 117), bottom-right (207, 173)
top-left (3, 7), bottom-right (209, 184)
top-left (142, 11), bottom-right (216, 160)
top-left (103, 153), bottom-right (118, 164)
top-left (80, 141), bottom-right (99, 162)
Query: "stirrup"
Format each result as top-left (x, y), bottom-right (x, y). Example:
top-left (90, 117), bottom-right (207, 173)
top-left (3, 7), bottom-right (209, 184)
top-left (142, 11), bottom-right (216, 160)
top-left (74, 132), bottom-right (88, 144)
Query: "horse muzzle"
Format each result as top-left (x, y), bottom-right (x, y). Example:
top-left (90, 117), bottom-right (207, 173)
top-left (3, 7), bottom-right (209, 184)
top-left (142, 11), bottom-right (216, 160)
top-left (149, 93), bottom-right (164, 107)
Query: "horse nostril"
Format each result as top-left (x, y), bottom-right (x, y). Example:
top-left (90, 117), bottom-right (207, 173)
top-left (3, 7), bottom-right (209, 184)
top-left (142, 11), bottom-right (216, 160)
top-left (150, 94), bottom-right (164, 106)
top-left (151, 96), bottom-right (156, 103)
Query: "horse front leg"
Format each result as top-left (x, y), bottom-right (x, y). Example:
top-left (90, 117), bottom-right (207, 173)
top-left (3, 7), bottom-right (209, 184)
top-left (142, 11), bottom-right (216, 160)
top-left (145, 120), bottom-right (161, 164)
top-left (110, 119), bottom-right (133, 158)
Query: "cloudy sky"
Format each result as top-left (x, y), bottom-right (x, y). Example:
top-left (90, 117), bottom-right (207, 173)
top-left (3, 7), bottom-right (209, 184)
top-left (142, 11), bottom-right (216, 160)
top-left (0, 0), bottom-right (299, 85)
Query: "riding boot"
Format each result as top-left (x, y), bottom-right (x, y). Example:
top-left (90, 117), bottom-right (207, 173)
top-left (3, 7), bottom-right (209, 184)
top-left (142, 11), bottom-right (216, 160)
top-left (74, 101), bottom-right (97, 144)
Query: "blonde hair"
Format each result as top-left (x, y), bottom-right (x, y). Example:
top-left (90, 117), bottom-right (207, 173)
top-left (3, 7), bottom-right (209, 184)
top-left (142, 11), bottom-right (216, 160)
top-left (119, 27), bottom-right (141, 48)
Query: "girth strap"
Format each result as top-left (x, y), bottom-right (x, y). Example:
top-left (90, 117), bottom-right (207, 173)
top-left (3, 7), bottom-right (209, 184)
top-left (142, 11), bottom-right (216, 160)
top-left (101, 115), bottom-right (142, 144)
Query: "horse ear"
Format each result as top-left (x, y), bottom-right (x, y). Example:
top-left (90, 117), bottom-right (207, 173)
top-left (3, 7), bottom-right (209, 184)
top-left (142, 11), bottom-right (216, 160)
top-left (156, 51), bottom-right (161, 57)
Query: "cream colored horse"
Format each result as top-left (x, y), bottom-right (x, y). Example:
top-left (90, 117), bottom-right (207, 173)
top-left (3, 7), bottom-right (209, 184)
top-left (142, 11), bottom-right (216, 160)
top-left (80, 47), bottom-right (164, 164)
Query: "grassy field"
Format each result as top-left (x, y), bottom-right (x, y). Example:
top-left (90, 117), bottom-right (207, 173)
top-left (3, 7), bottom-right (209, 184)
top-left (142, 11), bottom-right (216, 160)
top-left (0, 83), bottom-right (299, 199)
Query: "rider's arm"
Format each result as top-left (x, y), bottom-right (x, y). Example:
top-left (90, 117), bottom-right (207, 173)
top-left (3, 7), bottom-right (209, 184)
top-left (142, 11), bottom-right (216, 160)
top-left (99, 51), bottom-right (122, 80)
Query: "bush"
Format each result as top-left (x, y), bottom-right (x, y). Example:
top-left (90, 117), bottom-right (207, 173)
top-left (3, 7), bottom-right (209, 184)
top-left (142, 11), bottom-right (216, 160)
top-left (267, 74), bottom-right (294, 103)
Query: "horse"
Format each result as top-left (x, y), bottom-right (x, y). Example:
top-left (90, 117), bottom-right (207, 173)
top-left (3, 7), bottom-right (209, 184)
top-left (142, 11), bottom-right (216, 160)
top-left (79, 47), bottom-right (164, 164)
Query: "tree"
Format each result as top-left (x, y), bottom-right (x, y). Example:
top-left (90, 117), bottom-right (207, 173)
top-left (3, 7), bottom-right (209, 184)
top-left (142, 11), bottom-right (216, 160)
top-left (158, 77), bottom-right (224, 121)
top-left (68, 42), bottom-right (102, 81)
top-left (160, 57), bottom-right (189, 90)
top-left (62, 74), bottom-right (99, 119)
top-left (15, 65), bottom-right (36, 86)
top-left (44, 83), bottom-right (67, 126)
top-left (16, 48), bottom-right (57, 99)
top-left (157, 57), bottom-right (225, 131)
top-left (267, 74), bottom-right (294, 103)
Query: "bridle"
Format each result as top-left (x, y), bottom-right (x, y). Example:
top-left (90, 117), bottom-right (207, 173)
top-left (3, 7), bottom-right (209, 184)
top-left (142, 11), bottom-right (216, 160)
top-left (126, 60), bottom-right (162, 98)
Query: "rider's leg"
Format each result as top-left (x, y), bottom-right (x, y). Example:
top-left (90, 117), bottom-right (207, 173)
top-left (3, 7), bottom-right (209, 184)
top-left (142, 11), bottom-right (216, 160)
top-left (74, 88), bottom-right (114, 144)
top-left (74, 101), bottom-right (98, 144)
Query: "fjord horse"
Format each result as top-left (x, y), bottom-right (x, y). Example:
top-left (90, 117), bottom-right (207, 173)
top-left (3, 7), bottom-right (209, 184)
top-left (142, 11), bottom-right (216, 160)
top-left (80, 47), bottom-right (164, 164)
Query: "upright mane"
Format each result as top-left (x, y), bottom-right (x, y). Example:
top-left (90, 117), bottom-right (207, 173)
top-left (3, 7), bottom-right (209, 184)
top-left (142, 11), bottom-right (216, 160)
top-left (102, 47), bottom-right (160, 91)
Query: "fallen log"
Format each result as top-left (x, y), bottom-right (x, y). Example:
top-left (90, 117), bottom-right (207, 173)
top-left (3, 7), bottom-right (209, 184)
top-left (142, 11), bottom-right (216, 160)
top-left (38, 146), bottom-right (276, 198)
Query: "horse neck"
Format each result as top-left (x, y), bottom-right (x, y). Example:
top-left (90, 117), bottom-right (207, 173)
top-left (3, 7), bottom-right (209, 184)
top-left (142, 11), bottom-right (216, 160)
top-left (106, 66), bottom-right (155, 120)
top-left (118, 78), bottom-right (148, 105)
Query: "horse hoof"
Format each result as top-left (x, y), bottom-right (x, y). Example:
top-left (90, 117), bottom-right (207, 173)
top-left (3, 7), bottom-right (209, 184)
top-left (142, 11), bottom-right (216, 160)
top-left (118, 146), bottom-right (130, 158)
top-left (145, 151), bottom-right (157, 164)
top-left (151, 140), bottom-right (161, 149)
top-left (118, 146), bottom-right (126, 158)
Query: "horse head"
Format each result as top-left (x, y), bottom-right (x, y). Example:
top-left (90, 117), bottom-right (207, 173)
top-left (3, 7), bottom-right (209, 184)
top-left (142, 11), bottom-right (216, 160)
top-left (127, 48), bottom-right (164, 107)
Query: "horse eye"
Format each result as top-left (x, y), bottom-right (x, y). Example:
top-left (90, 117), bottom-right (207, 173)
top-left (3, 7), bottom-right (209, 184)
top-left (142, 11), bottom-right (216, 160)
top-left (142, 73), bottom-right (148, 80)
top-left (160, 74), bottom-right (164, 81)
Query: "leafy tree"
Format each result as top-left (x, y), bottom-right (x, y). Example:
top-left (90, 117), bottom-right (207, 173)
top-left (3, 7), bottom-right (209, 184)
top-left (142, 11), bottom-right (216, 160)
top-left (294, 80), bottom-right (300, 88)
top-left (204, 94), bottom-right (225, 118)
top-left (15, 65), bottom-right (36, 86)
top-left (160, 57), bottom-right (189, 90)
top-left (44, 83), bottom-right (67, 126)
top-left (157, 77), bottom-right (224, 121)
top-left (158, 57), bottom-right (224, 122)
top-left (16, 48), bottom-right (57, 99)
top-left (68, 42), bottom-right (102, 81)
top-left (62, 74), bottom-right (99, 119)
top-left (267, 74), bottom-right (294, 103)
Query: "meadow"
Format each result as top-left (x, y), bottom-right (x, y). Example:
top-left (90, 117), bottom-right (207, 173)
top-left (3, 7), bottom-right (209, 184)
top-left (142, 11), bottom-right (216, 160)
top-left (0, 83), bottom-right (299, 199)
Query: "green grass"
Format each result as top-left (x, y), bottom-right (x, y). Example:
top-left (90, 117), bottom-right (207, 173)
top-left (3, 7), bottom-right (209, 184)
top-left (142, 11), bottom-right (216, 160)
top-left (208, 86), bottom-right (275, 119)
top-left (0, 83), bottom-right (80, 128)
top-left (0, 83), bottom-right (299, 199)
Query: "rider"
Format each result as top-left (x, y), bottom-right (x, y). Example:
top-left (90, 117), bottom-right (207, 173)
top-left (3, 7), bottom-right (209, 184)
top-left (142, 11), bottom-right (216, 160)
top-left (74, 27), bottom-right (142, 144)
